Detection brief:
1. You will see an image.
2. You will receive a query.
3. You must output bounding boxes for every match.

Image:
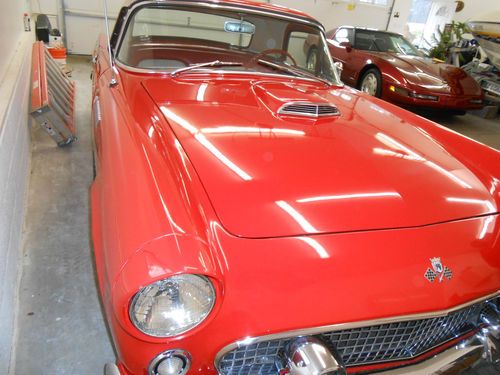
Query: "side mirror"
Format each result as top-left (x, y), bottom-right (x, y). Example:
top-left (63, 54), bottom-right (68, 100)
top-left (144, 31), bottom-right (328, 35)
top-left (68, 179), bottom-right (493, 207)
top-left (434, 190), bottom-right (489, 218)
top-left (334, 61), bottom-right (343, 72)
top-left (339, 41), bottom-right (352, 52)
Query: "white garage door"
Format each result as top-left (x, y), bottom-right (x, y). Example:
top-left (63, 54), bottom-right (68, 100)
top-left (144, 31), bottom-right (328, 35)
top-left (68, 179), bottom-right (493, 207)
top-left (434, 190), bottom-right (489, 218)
top-left (32, 0), bottom-right (266, 55)
top-left (64, 0), bottom-right (122, 54)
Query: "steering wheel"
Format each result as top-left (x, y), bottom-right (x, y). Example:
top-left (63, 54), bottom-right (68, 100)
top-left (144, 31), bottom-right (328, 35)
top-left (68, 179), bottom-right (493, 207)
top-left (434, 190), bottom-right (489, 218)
top-left (251, 49), bottom-right (298, 66)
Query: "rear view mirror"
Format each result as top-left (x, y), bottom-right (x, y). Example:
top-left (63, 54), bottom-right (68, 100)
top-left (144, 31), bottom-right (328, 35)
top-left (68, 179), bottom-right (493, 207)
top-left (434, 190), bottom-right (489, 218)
top-left (224, 21), bottom-right (255, 34)
top-left (340, 41), bottom-right (352, 52)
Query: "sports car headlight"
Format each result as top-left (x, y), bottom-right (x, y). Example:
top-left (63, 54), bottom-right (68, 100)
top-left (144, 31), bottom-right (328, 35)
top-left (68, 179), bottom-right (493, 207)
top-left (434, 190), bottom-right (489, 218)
top-left (408, 91), bottom-right (439, 101)
top-left (129, 274), bottom-right (215, 337)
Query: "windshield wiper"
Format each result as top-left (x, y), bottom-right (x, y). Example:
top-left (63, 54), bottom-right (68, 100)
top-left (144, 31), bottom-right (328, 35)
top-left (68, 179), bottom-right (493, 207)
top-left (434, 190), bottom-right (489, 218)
top-left (171, 60), bottom-right (243, 77)
top-left (256, 59), bottom-right (332, 86)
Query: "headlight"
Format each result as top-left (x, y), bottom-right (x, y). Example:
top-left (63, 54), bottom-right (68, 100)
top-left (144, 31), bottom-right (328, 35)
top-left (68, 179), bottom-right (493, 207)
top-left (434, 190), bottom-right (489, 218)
top-left (130, 274), bottom-right (215, 337)
top-left (408, 91), bottom-right (439, 101)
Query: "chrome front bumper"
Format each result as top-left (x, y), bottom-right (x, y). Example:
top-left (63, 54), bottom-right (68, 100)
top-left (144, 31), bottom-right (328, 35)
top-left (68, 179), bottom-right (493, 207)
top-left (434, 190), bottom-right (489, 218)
top-left (104, 327), bottom-right (499, 375)
top-left (376, 326), bottom-right (499, 375)
top-left (104, 363), bottom-right (121, 375)
top-left (281, 325), bottom-right (499, 375)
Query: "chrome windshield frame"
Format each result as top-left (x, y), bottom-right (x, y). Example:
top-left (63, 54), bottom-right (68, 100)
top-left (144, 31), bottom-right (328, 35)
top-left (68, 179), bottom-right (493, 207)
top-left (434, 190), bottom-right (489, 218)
top-left (111, 0), bottom-right (342, 85)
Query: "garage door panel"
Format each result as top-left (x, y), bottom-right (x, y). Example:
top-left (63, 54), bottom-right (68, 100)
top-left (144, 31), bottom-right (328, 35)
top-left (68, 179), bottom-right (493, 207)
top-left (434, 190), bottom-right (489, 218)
top-left (64, 0), bottom-right (121, 54)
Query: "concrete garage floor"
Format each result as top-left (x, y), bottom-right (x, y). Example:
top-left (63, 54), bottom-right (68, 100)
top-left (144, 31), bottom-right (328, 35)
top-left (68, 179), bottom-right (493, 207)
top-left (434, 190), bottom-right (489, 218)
top-left (12, 56), bottom-right (500, 374)
top-left (423, 111), bottom-right (500, 150)
top-left (13, 55), bottom-right (115, 374)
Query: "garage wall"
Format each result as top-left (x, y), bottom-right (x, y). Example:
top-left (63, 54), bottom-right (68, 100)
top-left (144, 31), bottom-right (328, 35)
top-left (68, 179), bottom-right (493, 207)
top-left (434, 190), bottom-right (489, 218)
top-left (64, 0), bottom-right (122, 54)
top-left (32, 0), bottom-right (397, 54)
top-left (30, 0), bottom-right (122, 54)
top-left (271, 0), bottom-right (391, 32)
top-left (0, 2), bottom-right (32, 374)
top-left (452, 0), bottom-right (497, 22)
top-left (0, 1), bottom-right (30, 78)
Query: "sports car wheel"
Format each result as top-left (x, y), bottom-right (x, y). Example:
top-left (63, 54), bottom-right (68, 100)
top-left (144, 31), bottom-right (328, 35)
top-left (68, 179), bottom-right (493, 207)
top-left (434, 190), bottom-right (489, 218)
top-left (360, 68), bottom-right (382, 97)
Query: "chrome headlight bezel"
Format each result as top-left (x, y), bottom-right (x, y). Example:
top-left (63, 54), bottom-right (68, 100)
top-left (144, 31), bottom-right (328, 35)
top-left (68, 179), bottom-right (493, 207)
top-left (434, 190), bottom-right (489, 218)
top-left (129, 274), bottom-right (216, 338)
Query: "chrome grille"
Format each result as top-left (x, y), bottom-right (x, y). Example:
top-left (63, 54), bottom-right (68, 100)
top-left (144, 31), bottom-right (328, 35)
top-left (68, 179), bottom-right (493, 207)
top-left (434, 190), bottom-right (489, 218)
top-left (218, 298), bottom-right (497, 375)
top-left (322, 305), bottom-right (481, 365)
top-left (278, 102), bottom-right (339, 117)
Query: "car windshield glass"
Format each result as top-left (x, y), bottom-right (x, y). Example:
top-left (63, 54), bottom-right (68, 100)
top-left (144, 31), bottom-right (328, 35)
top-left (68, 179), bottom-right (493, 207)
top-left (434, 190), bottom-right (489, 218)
top-left (354, 30), bottom-right (420, 56)
top-left (116, 5), bottom-right (341, 84)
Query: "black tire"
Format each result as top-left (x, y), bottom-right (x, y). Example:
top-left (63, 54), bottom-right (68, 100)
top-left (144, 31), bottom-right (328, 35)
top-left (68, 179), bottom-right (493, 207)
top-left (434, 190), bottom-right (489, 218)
top-left (359, 68), bottom-right (382, 97)
top-left (306, 46), bottom-right (318, 73)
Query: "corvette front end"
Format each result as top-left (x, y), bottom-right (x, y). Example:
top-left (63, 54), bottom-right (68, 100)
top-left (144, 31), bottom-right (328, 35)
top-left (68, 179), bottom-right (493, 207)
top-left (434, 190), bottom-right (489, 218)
top-left (383, 81), bottom-right (484, 111)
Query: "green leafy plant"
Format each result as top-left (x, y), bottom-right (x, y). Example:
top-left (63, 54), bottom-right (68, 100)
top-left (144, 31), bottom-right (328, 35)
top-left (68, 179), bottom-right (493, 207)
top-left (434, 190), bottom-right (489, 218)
top-left (429, 21), bottom-right (470, 61)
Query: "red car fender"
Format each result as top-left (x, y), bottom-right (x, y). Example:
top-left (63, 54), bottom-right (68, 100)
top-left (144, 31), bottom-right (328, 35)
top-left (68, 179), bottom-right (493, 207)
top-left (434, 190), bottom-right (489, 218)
top-left (91, 65), bottom-right (225, 320)
top-left (358, 56), bottom-right (408, 89)
top-left (111, 233), bottom-right (224, 342)
top-left (366, 98), bottom-right (500, 189)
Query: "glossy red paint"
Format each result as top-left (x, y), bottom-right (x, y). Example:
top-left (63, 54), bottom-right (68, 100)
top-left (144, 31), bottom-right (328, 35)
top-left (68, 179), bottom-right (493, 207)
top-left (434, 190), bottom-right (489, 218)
top-left (144, 77), bottom-right (496, 238)
top-left (90, 2), bottom-right (500, 375)
top-left (326, 27), bottom-right (484, 111)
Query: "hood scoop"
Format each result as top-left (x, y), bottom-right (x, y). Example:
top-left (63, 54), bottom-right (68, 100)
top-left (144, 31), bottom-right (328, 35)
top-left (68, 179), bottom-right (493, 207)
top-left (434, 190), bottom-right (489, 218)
top-left (277, 102), bottom-right (340, 118)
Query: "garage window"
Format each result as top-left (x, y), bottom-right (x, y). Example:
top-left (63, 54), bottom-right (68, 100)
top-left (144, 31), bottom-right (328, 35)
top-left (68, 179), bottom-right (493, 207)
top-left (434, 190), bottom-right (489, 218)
top-left (333, 28), bottom-right (354, 44)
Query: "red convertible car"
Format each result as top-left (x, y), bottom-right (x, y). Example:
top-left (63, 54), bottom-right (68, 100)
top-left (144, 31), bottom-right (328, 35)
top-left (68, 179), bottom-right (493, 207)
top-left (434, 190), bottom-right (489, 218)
top-left (91, 1), bottom-right (500, 375)
top-left (321, 27), bottom-right (484, 113)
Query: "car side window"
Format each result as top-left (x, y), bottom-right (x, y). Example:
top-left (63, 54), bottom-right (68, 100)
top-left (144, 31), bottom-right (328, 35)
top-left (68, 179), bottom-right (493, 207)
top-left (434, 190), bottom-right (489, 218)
top-left (333, 28), bottom-right (353, 44)
top-left (287, 31), bottom-right (317, 72)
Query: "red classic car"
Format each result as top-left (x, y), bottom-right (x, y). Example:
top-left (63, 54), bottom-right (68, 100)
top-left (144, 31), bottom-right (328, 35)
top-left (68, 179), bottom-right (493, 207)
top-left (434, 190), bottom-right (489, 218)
top-left (91, 1), bottom-right (500, 375)
top-left (318, 27), bottom-right (484, 113)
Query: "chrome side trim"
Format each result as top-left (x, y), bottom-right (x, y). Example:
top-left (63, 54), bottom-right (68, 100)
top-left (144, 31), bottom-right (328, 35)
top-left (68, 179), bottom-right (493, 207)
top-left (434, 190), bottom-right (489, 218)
top-left (214, 291), bottom-right (499, 370)
top-left (93, 96), bottom-right (102, 127)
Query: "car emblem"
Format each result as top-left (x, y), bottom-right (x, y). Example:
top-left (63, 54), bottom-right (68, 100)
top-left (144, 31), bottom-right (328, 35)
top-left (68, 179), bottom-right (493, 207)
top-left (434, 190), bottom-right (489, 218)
top-left (424, 257), bottom-right (453, 283)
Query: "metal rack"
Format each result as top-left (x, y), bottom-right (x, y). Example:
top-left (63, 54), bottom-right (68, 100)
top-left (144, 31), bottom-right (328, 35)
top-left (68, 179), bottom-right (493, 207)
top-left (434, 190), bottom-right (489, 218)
top-left (30, 41), bottom-right (77, 146)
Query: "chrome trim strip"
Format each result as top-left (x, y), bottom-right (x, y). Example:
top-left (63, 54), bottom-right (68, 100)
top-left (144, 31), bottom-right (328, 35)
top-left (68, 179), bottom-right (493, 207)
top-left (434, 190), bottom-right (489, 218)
top-left (277, 101), bottom-right (340, 118)
top-left (93, 96), bottom-right (102, 127)
top-left (214, 291), bottom-right (500, 370)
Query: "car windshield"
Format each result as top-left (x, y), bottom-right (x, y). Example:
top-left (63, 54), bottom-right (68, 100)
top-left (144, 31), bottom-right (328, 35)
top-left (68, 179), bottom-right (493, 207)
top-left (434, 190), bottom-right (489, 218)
top-left (116, 4), bottom-right (341, 84)
top-left (354, 30), bottom-right (420, 56)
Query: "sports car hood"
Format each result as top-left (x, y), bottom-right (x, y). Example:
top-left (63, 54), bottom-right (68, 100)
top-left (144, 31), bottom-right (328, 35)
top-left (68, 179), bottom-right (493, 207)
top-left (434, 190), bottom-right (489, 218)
top-left (381, 54), bottom-right (482, 95)
top-left (143, 77), bottom-right (497, 238)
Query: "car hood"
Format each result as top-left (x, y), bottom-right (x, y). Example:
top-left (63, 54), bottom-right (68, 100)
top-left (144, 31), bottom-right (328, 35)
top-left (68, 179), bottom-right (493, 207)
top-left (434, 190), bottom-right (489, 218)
top-left (142, 76), bottom-right (497, 238)
top-left (380, 54), bottom-right (482, 95)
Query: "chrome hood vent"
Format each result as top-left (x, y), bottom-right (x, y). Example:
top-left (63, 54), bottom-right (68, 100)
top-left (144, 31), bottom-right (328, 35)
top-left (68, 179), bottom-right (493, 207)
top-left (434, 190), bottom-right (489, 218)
top-left (278, 102), bottom-right (340, 118)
